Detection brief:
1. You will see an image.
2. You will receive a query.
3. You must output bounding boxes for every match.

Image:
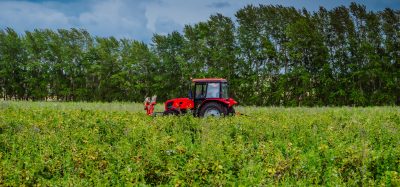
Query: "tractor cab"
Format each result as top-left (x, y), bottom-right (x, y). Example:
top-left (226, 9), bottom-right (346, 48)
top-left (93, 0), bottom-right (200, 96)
top-left (191, 78), bottom-right (228, 101)
top-left (190, 78), bottom-right (237, 117)
top-left (192, 78), bottom-right (228, 98)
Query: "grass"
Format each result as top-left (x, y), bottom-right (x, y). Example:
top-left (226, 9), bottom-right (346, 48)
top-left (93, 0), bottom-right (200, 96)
top-left (0, 101), bottom-right (399, 186)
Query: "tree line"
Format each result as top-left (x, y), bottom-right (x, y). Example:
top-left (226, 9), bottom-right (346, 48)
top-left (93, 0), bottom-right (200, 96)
top-left (0, 3), bottom-right (399, 106)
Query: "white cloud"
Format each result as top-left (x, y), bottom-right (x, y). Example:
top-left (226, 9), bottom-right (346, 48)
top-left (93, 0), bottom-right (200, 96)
top-left (0, 1), bottom-right (70, 31)
top-left (0, 0), bottom-right (154, 41)
top-left (145, 0), bottom-right (228, 33)
top-left (144, 0), bottom-right (275, 34)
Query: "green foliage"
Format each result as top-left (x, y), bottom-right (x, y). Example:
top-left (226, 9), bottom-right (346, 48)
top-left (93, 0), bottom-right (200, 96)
top-left (0, 3), bottom-right (399, 106)
top-left (0, 102), bottom-right (399, 185)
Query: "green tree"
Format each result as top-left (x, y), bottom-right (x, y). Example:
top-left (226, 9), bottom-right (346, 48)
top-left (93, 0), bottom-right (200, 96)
top-left (380, 8), bottom-right (400, 105)
top-left (152, 31), bottom-right (188, 100)
top-left (0, 28), bottom-right (28, 100)
top-left (284, 17), bottom-right (329, 106)
top-left (124, 40), bottom-right (159, 101)
top-left (24, 30), bottom-right (50, 100)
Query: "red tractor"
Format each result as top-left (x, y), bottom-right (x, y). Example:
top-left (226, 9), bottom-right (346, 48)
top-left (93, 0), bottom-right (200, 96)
top-left (144, 78), bottom-right (238, 117)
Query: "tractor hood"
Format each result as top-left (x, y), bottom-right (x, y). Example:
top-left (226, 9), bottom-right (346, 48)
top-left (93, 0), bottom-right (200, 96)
top-left (164, 98), bottom-right (194, 111)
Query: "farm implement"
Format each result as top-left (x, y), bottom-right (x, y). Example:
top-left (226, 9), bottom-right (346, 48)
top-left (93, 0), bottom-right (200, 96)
top-left (144, 78), bottom-right (238, 117)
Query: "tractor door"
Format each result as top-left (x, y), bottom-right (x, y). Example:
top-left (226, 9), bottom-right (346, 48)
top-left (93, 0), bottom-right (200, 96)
top-left (194, 83), bottom-right (207, 108)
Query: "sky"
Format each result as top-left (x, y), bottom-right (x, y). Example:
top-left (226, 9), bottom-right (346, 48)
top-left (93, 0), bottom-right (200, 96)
top-left (0, 0), bottom-right (399, 43)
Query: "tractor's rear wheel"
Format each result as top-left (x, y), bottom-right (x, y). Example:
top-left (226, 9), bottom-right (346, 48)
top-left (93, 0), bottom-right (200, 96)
top-left (199, 102), bottom-right (227, 117)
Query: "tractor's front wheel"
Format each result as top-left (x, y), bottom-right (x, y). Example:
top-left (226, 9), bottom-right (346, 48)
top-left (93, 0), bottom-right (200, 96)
top-left (199, 102), bottom-right (227, 117)
top-left (228, 107), bottom-right (235, 116)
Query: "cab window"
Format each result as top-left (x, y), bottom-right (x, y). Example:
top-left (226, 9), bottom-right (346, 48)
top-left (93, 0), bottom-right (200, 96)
top-left (206, 83), bottom-right (220, 98)
top-left (195, 84), bottom-right (206, 99)
top-left (221, 83), bottom-right (228, 98)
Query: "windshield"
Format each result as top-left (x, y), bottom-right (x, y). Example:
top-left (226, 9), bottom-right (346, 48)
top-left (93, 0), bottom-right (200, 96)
top-left (206, 83), bottom-right (220, 98)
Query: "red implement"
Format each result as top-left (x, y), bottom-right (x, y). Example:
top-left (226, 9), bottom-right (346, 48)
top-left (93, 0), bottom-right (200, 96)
top-left (144, 96), bottom-right (157, 116)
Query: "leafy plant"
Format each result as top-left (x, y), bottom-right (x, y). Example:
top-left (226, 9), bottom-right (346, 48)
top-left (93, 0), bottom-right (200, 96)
top-left (0, 102), bottom-right (399, 185)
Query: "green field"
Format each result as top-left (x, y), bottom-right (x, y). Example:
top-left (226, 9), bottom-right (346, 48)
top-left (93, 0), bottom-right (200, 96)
top-left (0, 101), bottom-right (399, 186)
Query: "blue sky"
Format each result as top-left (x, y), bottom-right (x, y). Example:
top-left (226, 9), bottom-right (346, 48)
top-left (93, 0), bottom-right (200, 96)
top-left (1, 0), bottom-right (399, 43)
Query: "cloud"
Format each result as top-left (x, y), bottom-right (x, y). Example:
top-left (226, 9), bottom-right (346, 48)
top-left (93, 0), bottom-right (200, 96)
top-left (153, 18), bottom-right (182, 35)
top-left (0, 1), bottom-right (70, 31)
top-left (0, 0), bottom-right (155, 42)
top-left (207, 2), bottom-right (230, 9)
top-left (145, 0), bottom-right (236, 35)
top-left (77, 0), bottom-right (152, 40)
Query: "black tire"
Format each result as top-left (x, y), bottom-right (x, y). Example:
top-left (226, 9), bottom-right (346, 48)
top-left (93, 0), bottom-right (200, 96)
top-left (228, 107), bottom-right (235, 116)
top-left (163, 109), bottom-right (179, 116)
top-left (198, 102), bottom-right (227, 117)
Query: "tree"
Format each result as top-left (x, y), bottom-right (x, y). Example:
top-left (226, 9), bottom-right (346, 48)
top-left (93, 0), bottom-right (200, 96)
top-left (284, 17), bottom-right (329, 106)
top-left (24, 30), bottom-right (50, 100)
top-left (380, 8), bottom-right (400, 105)
top-left (152, 31), bottom-right (188, 100)
top-left (0, 28), bottom-right (28, 100)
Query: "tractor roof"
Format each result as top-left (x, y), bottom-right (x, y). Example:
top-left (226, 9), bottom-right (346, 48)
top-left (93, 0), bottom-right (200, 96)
top-left (192, 78), bottom-right (227, 83)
